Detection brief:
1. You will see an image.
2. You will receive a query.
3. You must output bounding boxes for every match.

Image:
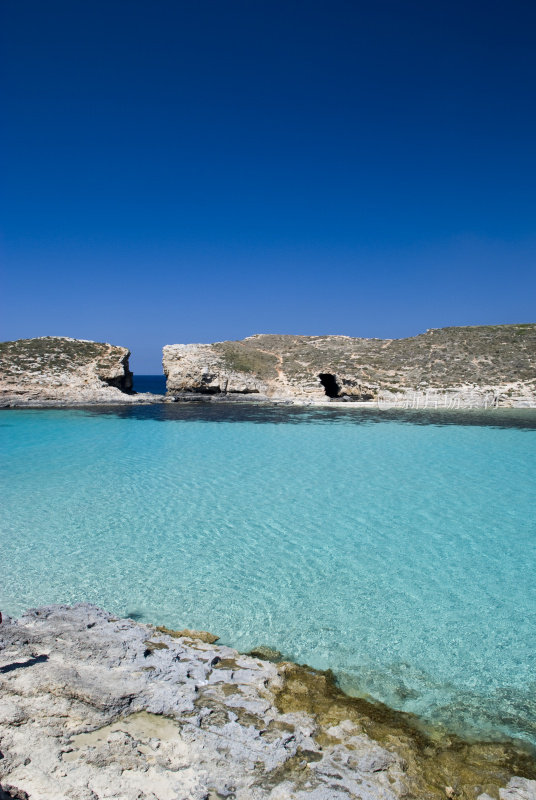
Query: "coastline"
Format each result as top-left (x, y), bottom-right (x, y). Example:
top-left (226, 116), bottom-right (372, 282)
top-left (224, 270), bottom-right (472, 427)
top-left (2, 393), bottom-right (535, 797)
top-left (3, 328), bottom-right (535, 411)
top-left (1, 604), bottom-right (535, 800)
top-left (2, 394), bottom-right (535, 411)
top-left (0, 392), bottom-right (165, 409)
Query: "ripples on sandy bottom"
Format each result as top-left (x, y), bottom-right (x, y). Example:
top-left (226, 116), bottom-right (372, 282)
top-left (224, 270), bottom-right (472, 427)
top-left (1, 404), bottom-right (535, 750)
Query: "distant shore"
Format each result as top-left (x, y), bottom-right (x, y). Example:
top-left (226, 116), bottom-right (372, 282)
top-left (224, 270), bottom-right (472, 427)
top-left (3, 328), bottom-right (535, 410)
top-left (2, 394), bottom-right (536, 411)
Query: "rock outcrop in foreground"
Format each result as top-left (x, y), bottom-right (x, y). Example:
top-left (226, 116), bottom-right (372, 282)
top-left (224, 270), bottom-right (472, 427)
top-left (0, 338), bottom-right (158, 407)
top-left (163, 325), bottom-right (536, 406)
top-left (1, 606), bottom-right (535, 800)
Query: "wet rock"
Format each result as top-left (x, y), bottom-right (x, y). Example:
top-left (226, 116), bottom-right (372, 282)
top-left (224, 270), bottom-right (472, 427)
top-left (500, 777), bottom-right (536, 799)
top-left (249, 646), bottom-right (284, 662)
top-left (154, 625), bottom-right (219, 644)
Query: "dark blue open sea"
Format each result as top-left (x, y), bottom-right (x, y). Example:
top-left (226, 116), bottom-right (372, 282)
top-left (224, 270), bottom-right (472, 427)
top-left (132, 374), bottom-right (167, 394)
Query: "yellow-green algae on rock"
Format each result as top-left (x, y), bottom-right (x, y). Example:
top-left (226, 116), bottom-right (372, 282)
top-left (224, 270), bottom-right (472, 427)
top-left (274, 661), bottom-right (536, 800)
top-left (92, 619), bottom-right (536, 798)
top-left (1, 605), bottom-right (535, 800)
top-left (155, 624), bottom-right (220, 644)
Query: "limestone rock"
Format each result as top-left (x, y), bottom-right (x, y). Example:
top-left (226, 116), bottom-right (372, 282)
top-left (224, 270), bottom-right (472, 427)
top-left (162, 325), bottom-right (536, 407)
top-left (479, 778), bottom-right (536, 800)
top-left (1, 605), bottom-right (534, 800)
top-left (163, 342), bottom-right (266, 395)
top-left (0, 605), bottom-right (407, 800)
top-left (0, 337), bottom-right (160, 407)
top-left (499, 778), bottom-right (536, 799)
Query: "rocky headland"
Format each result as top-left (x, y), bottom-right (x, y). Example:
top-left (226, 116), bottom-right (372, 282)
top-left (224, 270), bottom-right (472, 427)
top-left (163, 325), bottom-right (536, 407)
top-left (1, 325), bottom-right (535, 409)
top-left (0, 338), bottom-right (161, 407)
top-left (0, 605), bottom-right (535, 800)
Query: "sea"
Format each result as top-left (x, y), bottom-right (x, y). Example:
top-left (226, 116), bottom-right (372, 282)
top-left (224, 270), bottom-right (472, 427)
top-left (132, 374), bottom-right (167, 394)
top-left (1, 396), bottom-right (535, 750)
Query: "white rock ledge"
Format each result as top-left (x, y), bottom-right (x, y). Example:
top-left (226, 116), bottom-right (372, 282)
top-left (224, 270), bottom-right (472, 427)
top-left (0, 605), bottom-right (534, 800)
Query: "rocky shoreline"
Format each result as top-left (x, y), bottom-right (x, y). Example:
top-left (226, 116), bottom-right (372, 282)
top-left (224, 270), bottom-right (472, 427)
top-left (0, 337), bottom-right (163, 409)
top-left (0, 392), bottom-right (164, 409)
top-left (1, 327), bottom-right (535, 409)
top-left (1, 605), bottom-right (535, 800)
top-left (162, 327), bottom-right (536, 407)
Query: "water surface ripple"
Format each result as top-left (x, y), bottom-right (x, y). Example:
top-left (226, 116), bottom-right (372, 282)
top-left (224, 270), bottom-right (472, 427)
top-left (1, 404), bottom-right (535, 748)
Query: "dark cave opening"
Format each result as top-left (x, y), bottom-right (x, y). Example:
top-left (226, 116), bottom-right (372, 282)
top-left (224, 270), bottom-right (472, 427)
top-left (318, 373), bottom-right (341, 398)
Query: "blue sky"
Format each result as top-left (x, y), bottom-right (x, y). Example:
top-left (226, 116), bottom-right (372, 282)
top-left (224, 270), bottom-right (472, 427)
top-left (1, 1), bottom-right (535, 372)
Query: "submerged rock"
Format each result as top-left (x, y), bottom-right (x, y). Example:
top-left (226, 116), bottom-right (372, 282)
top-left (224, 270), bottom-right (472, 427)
top-left (0, 605), bottom-right (535, 799)
top-left (154, 624), bottom-right (219, 644)
top-left (249, 645), bottom-right (285, 662)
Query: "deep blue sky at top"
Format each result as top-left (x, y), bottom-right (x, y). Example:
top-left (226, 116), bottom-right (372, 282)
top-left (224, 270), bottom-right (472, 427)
top-left (1, 1), bottom-right (535, 371)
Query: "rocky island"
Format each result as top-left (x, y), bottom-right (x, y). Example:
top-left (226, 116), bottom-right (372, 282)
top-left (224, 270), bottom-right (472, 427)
top-left (163, 324), bottom-right (536, 407)
top-left (1, 605), bottom-right (535, 800)
top-left (1, 325), bottom-right (535, 408)
top-left (0, 337), bottom-right (160, 407)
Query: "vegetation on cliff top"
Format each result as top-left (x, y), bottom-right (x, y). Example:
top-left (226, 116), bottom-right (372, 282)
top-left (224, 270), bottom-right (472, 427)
top-left (213, 324), bottom-right (536, 389)
top-left (0, 337), bottom-right (130, 380)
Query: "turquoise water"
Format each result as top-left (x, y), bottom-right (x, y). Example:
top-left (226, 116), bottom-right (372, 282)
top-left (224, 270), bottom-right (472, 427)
top-left (1, 404), bottom-right (535, 748)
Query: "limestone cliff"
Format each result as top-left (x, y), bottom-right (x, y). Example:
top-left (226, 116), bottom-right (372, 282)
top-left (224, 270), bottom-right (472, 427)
top-left (0, 337), bottom-right (153, 407)
top-left (1, 605), bottom-right (535, 800)
top-left (163, 324), bottom-right (536, 407)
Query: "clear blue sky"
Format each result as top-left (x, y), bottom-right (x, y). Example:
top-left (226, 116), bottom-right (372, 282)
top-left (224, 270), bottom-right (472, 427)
top-left (1, 1), bottom-right (535, 372)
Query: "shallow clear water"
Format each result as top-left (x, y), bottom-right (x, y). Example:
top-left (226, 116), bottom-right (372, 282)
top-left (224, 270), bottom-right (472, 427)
top-left (1, 403), bottom-right (535, 748)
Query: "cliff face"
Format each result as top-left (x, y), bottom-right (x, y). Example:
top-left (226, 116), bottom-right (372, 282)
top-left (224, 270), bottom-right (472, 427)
top-left (0, 337), bottom-right (143, 406)
top-left (163, 324), bottom-right (536, 407)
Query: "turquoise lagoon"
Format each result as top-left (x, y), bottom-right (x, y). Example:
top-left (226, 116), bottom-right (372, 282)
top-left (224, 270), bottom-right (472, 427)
top-left (1, 403), bottom-right (535, 748)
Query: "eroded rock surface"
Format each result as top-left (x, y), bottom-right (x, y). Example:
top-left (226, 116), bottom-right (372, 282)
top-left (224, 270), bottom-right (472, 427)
top-left (1, 606), bottom-right (535, 800)
top-left (162, 325), bottom-right (536, 407)
top-left (0, 337), bottom-right (160, 407)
